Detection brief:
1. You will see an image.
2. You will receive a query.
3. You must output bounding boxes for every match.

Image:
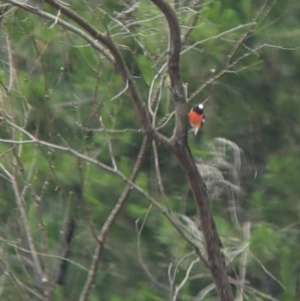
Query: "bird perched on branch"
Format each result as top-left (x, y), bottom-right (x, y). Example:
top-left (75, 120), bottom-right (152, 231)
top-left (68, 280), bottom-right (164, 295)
top-left (188, 103), bottom-right (205, 135)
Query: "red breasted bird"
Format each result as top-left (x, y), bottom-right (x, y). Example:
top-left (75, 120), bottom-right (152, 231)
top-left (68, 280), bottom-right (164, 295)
top-left (188, 103), bottom-right (205, 135)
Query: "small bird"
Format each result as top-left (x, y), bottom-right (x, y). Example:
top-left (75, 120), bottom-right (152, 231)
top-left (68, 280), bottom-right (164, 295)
top-left (188, 103), bottom-right (205, 135)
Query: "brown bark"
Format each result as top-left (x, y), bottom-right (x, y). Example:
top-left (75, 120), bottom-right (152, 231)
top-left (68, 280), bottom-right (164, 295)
top-left (174, 146), bottom-right (234, 301)
top-left (150, 1), bottom-right (235, 299)
top-left (4, 0), bottom-right (235, 299)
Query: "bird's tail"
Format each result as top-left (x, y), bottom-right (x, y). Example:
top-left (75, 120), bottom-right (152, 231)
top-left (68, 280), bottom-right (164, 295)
top-left (193, 126), bottom-right (199, 135)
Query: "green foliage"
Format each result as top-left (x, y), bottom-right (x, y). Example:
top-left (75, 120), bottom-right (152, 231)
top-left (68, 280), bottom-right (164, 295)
top-left (1, 0), bottom-right (300, 300)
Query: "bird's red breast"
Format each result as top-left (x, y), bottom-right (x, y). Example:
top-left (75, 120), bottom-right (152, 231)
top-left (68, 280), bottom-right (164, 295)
top-left (188, 103), bottom-right (205, 135)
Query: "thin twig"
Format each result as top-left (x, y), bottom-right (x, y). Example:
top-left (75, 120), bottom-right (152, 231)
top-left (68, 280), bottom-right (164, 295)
top-left (135, 207), bottom-right (169, 290)
top-left (168, 252), bottom-right (194, 299)
top-left (4, 21), bottom-right (15, 95)
top-left (49, 8), bottom-right (61, 28)
top-left (98, 7), bottom-right (155, 62)
top-left (79, 136), bottom-right (150, 301)
top-left (110, 80), bottom-right (129, 101)
top-left (152, 140), bottom-right (170, 211)
top-left (0, 164), bottom-right (46, 283)
top-left (181, 0), bottom-right (202, 43)
top-left (42, 0), bottom-right (170, 147)
top-left (188, 42), bottom-right (299, 102)
top-left (4, 0), bottom-right (114, 64)
top-left (236, 222), bottom-right (251, 301)
top-left (181, 22), bottom-right (257, 56)
top-left (77, 159), bottom-right (99, 242)
top-left (173, 258), bottom-right (200, 301)
top-left (1, 239), bottom-right (89, 272)
top-left (100, 117), bottom-right (118, 170)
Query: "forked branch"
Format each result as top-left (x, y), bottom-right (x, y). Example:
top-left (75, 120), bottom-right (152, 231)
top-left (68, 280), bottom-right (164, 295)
top-left (150, 1), bottom-right (234, 300)
top-left (1, 1), bottom-right (235, 300)
top-left (151, 0), bottom-right (188, 145)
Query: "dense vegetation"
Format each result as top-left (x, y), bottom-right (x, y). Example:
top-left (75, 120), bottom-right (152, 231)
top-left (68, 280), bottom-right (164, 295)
top-left (0, 0), bottom-right (300, 300)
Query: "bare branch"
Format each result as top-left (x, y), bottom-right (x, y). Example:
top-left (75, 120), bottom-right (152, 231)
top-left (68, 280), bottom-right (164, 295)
top-left (55, 219), bottom-right (76, 286)
top-left (194, 283), bottom-right (216, 301)
top-left (149, 2), bottom-right (235, 300)
top-left (6, 271), bottom-right (46, 301)
top-left (182, 22), bottom-right (257, 58)
top-left (1, 118), bottom-right (116, 173)
top-left (136, 207), bottom-right (170, 290)
top-left (110, 80), bottom-right (129, 101)
top-left (249, 251), bottom-right (285, 290)
top-left (156, 111), bottom-right (175, 130)
top-left (42, 0), bottom-right (154, 135)
top-left (187, 41), bottom-right (296, 102)
top-left (79, 136), bottom-right (150, 301)
top-left (98, 7), bottom-right (155, 62)
top-left (180, 0), bottom-right (203, 43)
top-left (4, 0), bottom-right (114, 63)
top-left (100, 117), bottom-right (118, 170)
top-left (0, 2), bottom-right (270, 301)
top-left (0, 164), bottom-right (47, 284)
top-left (2, 240), bottom-right (88, 272)
top-left (236, 222), bottom-right (251, 301)
top-left (168, 252), bottom-right (197, 300)
top-left (77, 161), bottom-right (99, 243)
top-left (4, 21), bottom-right (15, 95)
top-left (173, 258), bottom-right (200, 301)
top-left (152, 140), bottom-right (170, 211)
top-left (151, 0), bottom-right (188, 144)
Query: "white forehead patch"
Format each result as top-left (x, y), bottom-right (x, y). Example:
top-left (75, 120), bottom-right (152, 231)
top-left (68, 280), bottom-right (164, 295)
top-left (198, 104), bottom-right (204, 110)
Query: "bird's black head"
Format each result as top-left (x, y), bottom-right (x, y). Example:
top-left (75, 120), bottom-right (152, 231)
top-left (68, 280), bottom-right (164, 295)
top-left (193, 103), bottom-right (204, 114)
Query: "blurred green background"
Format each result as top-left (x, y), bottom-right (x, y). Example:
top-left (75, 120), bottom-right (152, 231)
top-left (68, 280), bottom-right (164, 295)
top-left (1, 0), bottom-right (300, 300)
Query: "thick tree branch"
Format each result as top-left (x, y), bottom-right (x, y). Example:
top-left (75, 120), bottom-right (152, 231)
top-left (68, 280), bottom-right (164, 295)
top-left (174, 147), bottom-right (235, 301)
top-left (43, 0), bottom-right (171, 148)
top-left (151, 0), bottom-right (188, 146)
top-left (150, 1), bottom-right (234, 300)
top-left (4, 0), bottom-right (172, 150)
top-left (2, 1), bottom-right (235, 300)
